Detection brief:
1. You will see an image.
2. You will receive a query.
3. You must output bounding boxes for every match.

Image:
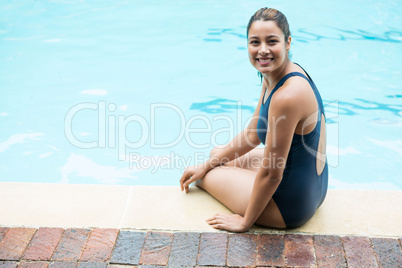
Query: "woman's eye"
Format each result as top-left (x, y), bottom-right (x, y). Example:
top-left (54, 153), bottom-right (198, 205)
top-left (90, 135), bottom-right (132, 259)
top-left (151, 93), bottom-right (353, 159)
top-left (250, 40), bottom-right (259, 44)
top-left (268, 40), bottom-right (278, 44)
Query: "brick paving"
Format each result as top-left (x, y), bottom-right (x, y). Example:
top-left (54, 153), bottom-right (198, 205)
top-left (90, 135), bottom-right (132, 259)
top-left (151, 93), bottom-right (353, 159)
top-left (314, 235), bottom-right (347, 267)
top-left (23, 228), bottom-right (64, 261)
top-left (284, 234), bottom-right (315, 267)
top-left (256, 234), bottom-right (285, 266)
top-left (0, 227), bottom-right (401, 267)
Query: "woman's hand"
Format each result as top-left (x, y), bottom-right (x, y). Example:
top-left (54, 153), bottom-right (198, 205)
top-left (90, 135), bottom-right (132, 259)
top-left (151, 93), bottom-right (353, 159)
top-left (206, 213), bottom-right (250, 233)
top-left (180, 163), bottom-right (210, 193)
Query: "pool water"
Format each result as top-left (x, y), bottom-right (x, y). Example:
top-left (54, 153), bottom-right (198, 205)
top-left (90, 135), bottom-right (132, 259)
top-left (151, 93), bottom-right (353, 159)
top-left (1, 0), bottom-right (401, 189)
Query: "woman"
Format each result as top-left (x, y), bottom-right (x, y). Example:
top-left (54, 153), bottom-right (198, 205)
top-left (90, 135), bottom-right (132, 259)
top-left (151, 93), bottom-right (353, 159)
top-left (180, 8), bottom-right (328, 232)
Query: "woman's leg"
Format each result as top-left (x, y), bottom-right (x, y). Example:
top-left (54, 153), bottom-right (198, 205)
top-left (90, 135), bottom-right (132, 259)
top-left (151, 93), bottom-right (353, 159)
top-left (196, 159), bottom-right (286, 228)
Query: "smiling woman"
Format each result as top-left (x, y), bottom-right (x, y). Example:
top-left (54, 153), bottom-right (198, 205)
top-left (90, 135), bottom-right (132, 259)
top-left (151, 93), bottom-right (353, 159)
top-left (247, 8), bottom-right (291, 80)
top-left (248, 20), bottom-right (291, 79)
top-left (180, 7), bottom-right (328, 232)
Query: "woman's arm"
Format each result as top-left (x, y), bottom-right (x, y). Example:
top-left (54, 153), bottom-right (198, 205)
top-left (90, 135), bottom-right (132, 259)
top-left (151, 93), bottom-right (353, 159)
top-left (180, 81), bottom-right (268, 191)
top-left (206, 127), bottom-right (259, 169)
top-left (206, 79), bottom-right (268, 170)
top-left (242, 86), bottom-right (303, 229)
top-left (206, 83), bottom-right (304, 232)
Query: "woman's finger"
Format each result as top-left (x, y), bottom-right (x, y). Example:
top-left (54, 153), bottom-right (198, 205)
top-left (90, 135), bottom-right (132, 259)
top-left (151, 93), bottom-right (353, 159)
top-left (182, 175), bottom-right (198, 189)
top-left (210, 213), bottom-right (225, 220)
top-left (207, 217), bottom-right (225, 226)
top-left (210, 223), bottom-right (224, 230)
top-left (179, 173), bottom-right (186, 191)
top-left (179, 172), bottom-right (189, 184)
top-left (206, 218), bottom-right (217, 224)
top-left (179, 172), bottom-right (192, 191)
top-left (206, 213), bottom-right (224, 222)
top-left (206, 217), bottom-right (216, 223)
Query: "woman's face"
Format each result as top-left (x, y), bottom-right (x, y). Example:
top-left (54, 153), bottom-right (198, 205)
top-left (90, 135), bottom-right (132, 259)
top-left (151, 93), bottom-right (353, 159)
top-left (248, 20), bottom-right (291, 75)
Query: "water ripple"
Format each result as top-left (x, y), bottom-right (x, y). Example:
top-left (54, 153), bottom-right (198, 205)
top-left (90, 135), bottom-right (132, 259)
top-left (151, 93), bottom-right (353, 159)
top-left (190, 98), bottom-right (402, 121)
top-left (324, 99), bottom-right (402, 117)
top-left (190, 98), bottom-right (254, 113)
top-left (204, 27), bottom-right (402, 43)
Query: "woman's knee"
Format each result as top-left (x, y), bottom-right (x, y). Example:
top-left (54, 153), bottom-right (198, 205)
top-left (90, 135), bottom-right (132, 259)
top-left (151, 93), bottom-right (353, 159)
top-left (195, 179), bottom-right (203, 189)
top-left (195, 167), bottom-right (218, 191)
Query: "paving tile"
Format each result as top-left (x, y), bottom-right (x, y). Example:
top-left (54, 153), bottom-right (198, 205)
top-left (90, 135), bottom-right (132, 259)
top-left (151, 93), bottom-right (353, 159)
top-left (341, 236), bottom-right (378, 268)
top-left (77, 263), bottom-right (107, 268)
top-left (371, 237), bottom-right (402, 268)
top-left (22, 228), bottom-right (64, 261)
top-left (0, 228), bottom-right (9, 242)
top-left (137, 266), bottom-right (165, 268)
top-left (0, 261), bottom-right (18, 268)
top-left (80, 229), bottom-right (119, 262)
top-left (256, 234), bottom-right (285, 267)
top-left (52, 229), bottom-right (91, 261)
top-left (227, 233), bottom-right (257, 267)
top-left (138, 232), bottom-right (173, 266)
top-left (49, 262), bottom-right (78, 268)
top-left (314, 235), bottom-right (346, 268)
top-left (168, 232), bottom-right (200, 268)
top-left (109, 231), bottom-right (146, 265)
top-left (19, 262), bottom-right (49, 268)
top-left (284, 234), bottom-right (316, 267)
top-left (0, 228), bottom-right (37, 261)
top-left (107, 265), bottom-right (137, 268)
top-left (195, 267), bottom-right (225, 268)
top-left (197, 233), bottom-right (228, 266)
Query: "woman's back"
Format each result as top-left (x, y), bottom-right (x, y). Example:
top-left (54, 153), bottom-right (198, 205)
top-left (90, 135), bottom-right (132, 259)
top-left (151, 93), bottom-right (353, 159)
top-left (257, 67), bottom-right (328, 227)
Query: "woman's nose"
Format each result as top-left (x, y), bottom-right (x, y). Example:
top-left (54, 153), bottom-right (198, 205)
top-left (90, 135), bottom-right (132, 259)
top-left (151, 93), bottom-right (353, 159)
top-left (259, 43), bottom-right (269, 54)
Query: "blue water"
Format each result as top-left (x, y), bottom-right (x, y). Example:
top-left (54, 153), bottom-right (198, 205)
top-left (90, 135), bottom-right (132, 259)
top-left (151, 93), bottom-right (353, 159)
top-left (1, 0), bottom-right (401, 190)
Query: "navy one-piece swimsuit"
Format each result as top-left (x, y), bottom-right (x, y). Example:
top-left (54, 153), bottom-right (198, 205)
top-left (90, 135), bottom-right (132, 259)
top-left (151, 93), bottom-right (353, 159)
top-left (257, 67), bottom-right (328, 228)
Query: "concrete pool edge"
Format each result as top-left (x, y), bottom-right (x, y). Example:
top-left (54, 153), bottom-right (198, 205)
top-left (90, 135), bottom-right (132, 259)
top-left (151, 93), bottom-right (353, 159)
top-left (0, 182), bottom-right (401, 237)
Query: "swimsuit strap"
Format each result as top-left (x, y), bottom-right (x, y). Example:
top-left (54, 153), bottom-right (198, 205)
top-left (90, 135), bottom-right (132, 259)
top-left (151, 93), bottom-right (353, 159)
top-left (265, 71), bottom-right (311, 101)
top-left (264, 70), bottom-right (324, 132)
top-left (294, 62), bottom-right (314, 81)
top-left (263, 65), bottom-right (325, 119)
top-left (263, 72), bottom-right (303, 104)
top-left (293, 63), bottom-right (326, 117)
top-left (289, 71), bottom-right (324, 123)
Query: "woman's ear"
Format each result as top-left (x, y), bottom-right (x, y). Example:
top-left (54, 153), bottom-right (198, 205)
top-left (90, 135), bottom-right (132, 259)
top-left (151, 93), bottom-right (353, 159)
top-left (286, 36), bottom-right (292, 50)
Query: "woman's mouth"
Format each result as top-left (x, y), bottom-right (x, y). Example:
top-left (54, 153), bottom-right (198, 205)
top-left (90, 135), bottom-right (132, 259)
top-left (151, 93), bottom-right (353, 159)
top-left (257, 58), bottom-right (273, 65)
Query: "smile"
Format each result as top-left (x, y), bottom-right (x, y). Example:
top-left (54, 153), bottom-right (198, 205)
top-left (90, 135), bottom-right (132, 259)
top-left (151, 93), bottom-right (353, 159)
top-left (257, 58), bottom-right (273, 64)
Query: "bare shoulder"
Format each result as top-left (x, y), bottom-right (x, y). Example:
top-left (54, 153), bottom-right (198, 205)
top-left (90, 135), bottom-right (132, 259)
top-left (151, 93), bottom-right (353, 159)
top-left (270, 76), bottom-right (314, 115)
